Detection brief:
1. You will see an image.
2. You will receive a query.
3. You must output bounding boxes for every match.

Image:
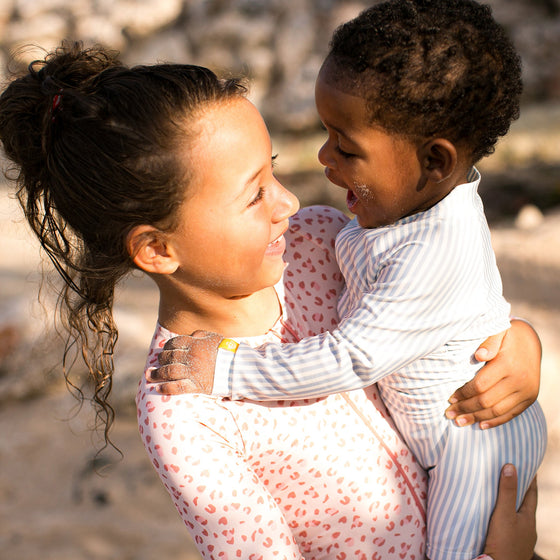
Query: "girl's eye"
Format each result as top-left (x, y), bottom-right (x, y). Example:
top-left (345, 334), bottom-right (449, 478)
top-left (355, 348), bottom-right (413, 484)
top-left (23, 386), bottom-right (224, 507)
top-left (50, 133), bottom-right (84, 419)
top-left (248, 155), bottom-right (277, 207)
top-left (249, 187), bottom-right (265, 206)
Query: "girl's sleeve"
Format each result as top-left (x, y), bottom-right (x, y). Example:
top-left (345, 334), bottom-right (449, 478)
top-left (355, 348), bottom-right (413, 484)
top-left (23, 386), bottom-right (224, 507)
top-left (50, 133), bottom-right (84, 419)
top-left (137, 391), bottom-right (304, 559)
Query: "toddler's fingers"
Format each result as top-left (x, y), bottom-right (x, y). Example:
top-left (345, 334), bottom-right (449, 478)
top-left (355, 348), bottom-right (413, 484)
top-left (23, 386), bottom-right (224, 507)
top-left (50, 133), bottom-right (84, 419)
top-left (162, 331), bottom-right (221, 350)
top-left (190, 329), bottom-right (219, 338)
top-left (158, 348), bottom-right (191, 366)
top-left (448, 372), bottom-right (497, 404)
top-left (146, 363), bottom-right (190, 382)
top-left (155, 379), bottom-right (199, 395)
top-left (446, 392), bottom-right (531, 426)
top-left (163, 334), bottom-right (198, 350)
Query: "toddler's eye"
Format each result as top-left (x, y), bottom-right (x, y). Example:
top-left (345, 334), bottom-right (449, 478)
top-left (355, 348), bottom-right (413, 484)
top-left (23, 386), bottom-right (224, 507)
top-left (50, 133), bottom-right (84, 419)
top-left (249, 187), bottom-right (265, 206)
top-left (336, 145), bottom-right (354, 158)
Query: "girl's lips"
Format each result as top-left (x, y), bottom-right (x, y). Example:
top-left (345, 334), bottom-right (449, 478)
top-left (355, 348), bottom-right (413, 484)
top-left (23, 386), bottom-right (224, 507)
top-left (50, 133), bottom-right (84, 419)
top-left (265, 233), bottom-right (286, 257)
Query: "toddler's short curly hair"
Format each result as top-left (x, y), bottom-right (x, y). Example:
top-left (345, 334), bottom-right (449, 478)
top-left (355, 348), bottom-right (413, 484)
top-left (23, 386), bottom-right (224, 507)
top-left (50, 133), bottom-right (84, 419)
top-left (325, 0), bottom-right (522, 163)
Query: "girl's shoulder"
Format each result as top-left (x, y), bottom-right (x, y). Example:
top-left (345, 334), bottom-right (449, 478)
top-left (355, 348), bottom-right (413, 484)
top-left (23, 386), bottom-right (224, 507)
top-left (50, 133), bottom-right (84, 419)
top-left (286, 205), bottom-right (349, 254)
top-left (282, 206), bottom-right (348, 338)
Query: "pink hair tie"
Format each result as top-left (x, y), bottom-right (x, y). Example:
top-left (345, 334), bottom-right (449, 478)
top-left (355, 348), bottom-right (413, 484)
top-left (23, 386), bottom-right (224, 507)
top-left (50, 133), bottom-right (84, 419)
top-left (51, 89), bottom-right (63, 122)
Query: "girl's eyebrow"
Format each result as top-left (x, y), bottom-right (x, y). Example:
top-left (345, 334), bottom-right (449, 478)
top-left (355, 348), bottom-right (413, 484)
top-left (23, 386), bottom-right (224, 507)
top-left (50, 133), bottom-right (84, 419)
top-left (232, 164), bottom-right (267, 203)
top-left (244, 167), bottom-right (262, 186)
top-left (242, 155), bottom-right (277, 188)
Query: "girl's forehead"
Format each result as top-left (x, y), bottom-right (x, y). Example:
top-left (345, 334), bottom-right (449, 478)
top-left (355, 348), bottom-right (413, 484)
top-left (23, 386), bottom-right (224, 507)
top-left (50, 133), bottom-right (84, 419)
top-left (195, 97), bottom-right (264, 138)
top-left (182, 98), bottom-right (265, 167)
top-left (179, 97), bottom-right (272, 191)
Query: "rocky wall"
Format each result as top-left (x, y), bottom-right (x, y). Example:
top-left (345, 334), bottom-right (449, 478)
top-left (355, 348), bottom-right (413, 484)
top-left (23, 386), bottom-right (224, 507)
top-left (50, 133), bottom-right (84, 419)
top-left (0, 0), bottom-right (559, 135)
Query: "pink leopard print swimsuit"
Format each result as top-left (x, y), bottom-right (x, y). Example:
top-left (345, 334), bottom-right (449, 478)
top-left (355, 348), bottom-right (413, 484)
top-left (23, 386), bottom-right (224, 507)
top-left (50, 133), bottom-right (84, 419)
top-left (136, 206), bottom-right (427, 559)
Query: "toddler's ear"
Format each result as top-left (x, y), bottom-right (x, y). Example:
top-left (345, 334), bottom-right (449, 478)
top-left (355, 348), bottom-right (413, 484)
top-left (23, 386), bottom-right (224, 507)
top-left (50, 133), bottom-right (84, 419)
top-left (421, 138), bottom-right (457, 183)
top-left (126, 225), bottom-right (179, 275)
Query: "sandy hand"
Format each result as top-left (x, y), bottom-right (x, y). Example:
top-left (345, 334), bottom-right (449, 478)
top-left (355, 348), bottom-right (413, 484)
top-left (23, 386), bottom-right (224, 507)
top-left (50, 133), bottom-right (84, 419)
top-left (146, 330), bottom-right (222, 395)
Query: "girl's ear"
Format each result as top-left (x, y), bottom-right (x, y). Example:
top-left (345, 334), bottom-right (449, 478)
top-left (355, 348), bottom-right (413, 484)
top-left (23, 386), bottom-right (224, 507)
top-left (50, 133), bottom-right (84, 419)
top-left (126, 225), bottom-right (179, 275)
top-left (420, 138), bottom-right (458, 183)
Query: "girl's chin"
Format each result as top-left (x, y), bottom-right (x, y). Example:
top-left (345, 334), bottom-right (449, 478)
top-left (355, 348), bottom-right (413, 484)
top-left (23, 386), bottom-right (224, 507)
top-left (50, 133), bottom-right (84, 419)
top-left (261, 255), bottom-right (288, 287)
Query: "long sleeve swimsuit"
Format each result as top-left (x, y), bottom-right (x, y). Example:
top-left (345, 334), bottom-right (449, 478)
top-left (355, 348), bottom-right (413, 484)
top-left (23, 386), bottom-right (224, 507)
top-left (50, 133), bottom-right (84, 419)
top-left (136, 206), bottom-right (428, 559)
top-left (210, 170), bottom-right (547, 560)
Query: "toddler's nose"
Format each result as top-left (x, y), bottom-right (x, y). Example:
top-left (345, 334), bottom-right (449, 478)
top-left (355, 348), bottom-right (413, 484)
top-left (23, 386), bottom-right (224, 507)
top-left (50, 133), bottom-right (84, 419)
top-left (318, 140), bottom-right (336, 170)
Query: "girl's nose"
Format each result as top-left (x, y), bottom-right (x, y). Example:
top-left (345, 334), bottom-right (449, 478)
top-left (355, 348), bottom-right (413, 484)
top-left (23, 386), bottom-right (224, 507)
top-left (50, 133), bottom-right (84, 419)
top-left (273, 179), bottom-right (300, 222)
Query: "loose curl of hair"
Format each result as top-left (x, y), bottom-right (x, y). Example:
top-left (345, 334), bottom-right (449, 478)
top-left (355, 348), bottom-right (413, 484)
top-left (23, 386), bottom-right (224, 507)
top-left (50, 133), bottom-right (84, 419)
top-left (325, 0), bottom-right (523, 163)
top-left (0, 41), bottom-right (247, 449)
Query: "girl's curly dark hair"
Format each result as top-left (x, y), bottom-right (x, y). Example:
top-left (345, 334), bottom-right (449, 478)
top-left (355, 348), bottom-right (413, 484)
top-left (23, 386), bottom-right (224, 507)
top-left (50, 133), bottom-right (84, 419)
top-left (0, 41), bottom-right (247, 449)
top-left (325, 0), bottom-right (523, 163)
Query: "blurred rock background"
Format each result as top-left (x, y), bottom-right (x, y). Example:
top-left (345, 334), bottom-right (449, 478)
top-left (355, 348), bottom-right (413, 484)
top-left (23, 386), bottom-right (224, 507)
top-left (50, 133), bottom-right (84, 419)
top-left (1, 0), bottom-right (560, 134)
top-left (0, 1), bottom-right (559, 559)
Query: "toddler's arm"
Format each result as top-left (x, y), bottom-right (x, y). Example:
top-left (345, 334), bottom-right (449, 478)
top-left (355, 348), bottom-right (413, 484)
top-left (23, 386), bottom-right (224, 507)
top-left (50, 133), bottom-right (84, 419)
top-left (148, 319), bottom-right (541, 430)
top-left (208, 228), bottom-right (508, 400)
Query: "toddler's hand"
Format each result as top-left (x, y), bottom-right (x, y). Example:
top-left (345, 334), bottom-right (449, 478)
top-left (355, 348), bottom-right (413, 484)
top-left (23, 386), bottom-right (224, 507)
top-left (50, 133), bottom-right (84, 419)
top-left (145, 330), bottom-right (222, 395)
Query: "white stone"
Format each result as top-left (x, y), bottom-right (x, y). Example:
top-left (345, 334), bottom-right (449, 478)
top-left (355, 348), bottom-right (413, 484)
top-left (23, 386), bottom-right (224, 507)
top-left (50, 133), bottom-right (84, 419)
top-left (14, 0), bottom-right (81, 19)
top-left (75, 15), bottom-right (127, 52)
top-left (4, 13), bottom-right (67, 50)
top-left (515, 204), bottom-right (544, 230)
top-left (123, 30), bottom-right (192, 65)
top-left (99, 0), bottom-right (183, 39)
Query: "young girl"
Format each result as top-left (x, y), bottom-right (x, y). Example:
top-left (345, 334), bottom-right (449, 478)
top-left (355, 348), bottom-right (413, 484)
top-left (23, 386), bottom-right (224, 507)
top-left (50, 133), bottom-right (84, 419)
top-left (0, 42), bottom-right (540, 559)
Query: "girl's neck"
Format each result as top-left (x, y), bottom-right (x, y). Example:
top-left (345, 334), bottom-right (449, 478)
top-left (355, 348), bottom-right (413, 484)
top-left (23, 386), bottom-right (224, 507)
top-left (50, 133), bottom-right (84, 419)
top-left (156, 284), bottom-right (282, 338)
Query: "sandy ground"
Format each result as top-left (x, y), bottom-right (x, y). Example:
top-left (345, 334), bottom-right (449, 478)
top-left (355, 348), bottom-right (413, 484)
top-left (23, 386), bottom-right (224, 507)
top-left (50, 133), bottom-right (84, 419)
top-left (0, 178), bottom-right (559, 559)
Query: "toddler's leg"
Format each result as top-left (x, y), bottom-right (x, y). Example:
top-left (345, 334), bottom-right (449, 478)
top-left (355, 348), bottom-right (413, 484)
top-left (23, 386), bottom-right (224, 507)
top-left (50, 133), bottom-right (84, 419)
top-left (426, 402), bottom-right (546, 560)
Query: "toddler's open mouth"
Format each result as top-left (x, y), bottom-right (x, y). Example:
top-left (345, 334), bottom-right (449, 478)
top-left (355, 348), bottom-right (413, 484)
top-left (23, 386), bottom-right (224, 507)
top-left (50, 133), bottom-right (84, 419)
top-left (346, 189), bottom-right (359, 211)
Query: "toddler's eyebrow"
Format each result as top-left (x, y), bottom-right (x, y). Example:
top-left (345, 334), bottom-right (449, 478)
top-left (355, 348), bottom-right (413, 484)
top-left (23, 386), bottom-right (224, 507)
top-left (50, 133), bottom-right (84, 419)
top-left (322, 121), bottom-right (358, 144)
